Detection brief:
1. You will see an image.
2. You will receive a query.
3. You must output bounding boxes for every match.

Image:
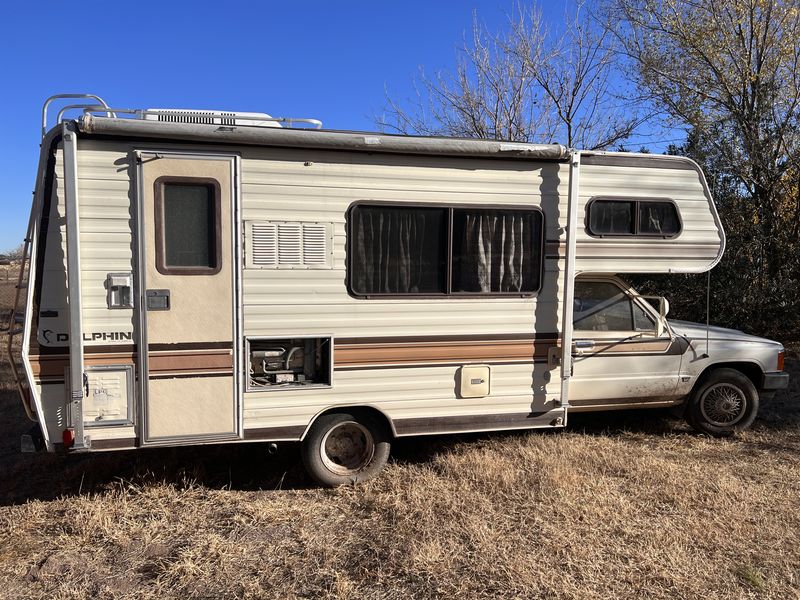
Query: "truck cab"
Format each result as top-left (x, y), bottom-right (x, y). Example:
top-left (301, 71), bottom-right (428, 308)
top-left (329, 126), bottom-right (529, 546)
top-left (571, 274), bottom-right (788, 435)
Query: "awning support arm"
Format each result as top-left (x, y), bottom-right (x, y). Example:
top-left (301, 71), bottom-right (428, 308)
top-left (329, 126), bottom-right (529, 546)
top-left (559, 150), bottom-right (581, 413)
top-left (63, 122), bottom-right (88, 450)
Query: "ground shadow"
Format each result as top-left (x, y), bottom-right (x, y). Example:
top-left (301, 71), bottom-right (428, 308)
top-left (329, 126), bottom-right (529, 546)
top-left (3, 359), bottom-right (798, 506)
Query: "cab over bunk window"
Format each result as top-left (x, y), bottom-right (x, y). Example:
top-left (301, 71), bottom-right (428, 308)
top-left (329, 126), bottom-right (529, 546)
top-left (587, 198), bottom-right (680, 238)
top-left (349, 204), bottom-right (543, 297)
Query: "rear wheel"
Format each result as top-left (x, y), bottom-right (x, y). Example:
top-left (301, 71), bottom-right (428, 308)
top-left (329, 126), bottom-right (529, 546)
top-left (686, 368), bottom-right (759, 436)
top-left (301, 411), bottom-right (391, 487)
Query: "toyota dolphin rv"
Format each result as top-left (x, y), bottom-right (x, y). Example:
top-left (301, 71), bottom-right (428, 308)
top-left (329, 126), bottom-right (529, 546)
top-left (6, 94), bottom-right (787, 486)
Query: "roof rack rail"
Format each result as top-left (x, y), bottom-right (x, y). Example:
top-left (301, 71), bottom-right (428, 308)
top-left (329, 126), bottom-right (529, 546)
top-left (42, 94), bottom-right (115, 139)
top-left (82, 106), bottom-right (323, 130)
top-left (42, 93), bottom-right (324, 138)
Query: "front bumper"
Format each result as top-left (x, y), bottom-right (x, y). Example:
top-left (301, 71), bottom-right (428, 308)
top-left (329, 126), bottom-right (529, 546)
top-left (761, 372), bottom-right (790, 391)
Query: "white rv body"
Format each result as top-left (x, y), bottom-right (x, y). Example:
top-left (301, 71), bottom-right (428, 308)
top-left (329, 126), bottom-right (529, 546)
top-left (15, 96), bottom-right (784, 464)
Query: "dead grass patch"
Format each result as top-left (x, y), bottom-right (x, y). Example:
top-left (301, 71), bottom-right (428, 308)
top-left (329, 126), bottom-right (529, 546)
top-left (1, 346), bottom-right (799, 598)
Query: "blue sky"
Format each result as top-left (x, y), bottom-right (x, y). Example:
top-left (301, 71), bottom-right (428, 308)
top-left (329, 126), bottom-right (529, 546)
top-left (0, 0), bottom-right (662, 250)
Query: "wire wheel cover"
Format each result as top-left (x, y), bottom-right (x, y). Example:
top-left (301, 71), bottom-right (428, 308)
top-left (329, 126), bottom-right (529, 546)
top-left (700, 383), bottom-right (747, 427)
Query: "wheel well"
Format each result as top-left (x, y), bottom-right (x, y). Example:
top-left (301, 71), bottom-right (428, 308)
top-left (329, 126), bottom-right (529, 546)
top-left (302, 406), bottom-right (396, 440)
top-left (696, 362), bottom-right (763, 391)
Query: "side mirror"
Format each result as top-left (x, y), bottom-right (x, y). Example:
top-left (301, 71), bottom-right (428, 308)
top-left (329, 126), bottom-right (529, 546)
top-left (639, 295), bottom-right (671, 337)
top-left (657, 297), bottom-right (670, 337)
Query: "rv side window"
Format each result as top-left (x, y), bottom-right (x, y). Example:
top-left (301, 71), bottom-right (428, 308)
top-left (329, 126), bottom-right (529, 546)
top-left (350, 205), bottom-right (448, 294)
top-left (155, 178), bottom-right (221, 275)
top-left (451, 208), bottom-right (542, 293)
top-left (348, 204), bottom-right (543, 297)
top-left (587, 199), bottom-right (680, 237)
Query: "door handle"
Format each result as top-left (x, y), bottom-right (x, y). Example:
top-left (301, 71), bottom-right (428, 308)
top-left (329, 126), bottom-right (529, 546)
top-left (145, 289), bottom-right (171, 311)
top-left (574, 340), bottom-right (595, 355)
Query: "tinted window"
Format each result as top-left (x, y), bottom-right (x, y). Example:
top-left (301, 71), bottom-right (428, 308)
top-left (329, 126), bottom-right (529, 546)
top-left (589, 200), bottom-right (634, 235)
top-left (158, 181), bottom-right (219, 274)
top-left (574, 281), bottom-right (655, 332)
top-left (350, 205), bottom-right (447, 294)
top-left (638, 202), bottom-right (680, 235)
top-left (588, 199), bottom-right (680, 237)
top-left (349, 205), bottom-right (543, 296)
top-left (452, 208), bottom-right (542, 293)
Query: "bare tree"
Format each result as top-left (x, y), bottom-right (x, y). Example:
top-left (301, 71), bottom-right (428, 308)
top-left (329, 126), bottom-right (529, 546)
top-left (3, 243), bottom-right (24, 261)
top-left (381, 2), bottom-right (641, 149)
top-left (381, 11), bottom-right (554, 142)
top-left (510, 2), bottom-right (643, 149)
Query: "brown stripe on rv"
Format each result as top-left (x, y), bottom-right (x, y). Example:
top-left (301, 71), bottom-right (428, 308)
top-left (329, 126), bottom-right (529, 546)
top-left (149, 341), bottom-right (233, 351)
top-left (29, 348), bottom-right (233, 378)
top-left (332, 335), bottom-right (680, 367)
top-left (28, 335), bottom-right (680, 379)
top-left (149, 372), bottom-right (234, 380)
top-left (334, 337), bottom-right (555, 367)
top-left (29, 340), bottom-right (233, 357)
top-left (149, 350), bottom-right (233, 374)
top-left (30, 344), bottom-right (135, 357)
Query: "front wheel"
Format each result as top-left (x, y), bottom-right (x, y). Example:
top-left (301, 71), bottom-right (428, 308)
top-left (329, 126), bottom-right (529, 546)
top-left (301, 411), bottom-right (391, 487)
top-left (685, 368), bottom-right (759, 436)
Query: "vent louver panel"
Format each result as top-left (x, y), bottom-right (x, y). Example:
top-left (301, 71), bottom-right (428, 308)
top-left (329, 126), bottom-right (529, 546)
top-left (277, 223), bottom-right (303, 265)
top-left (251, 223), bottom-right (278, 266)
top-left (155, 110), bottom-right (237, 125)
top-left (247, 221), bottom-right (332, 268)
top-left (302, 223), bottom-right (328, 265)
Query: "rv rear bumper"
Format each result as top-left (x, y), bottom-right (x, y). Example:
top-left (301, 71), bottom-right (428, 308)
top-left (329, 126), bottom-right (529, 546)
top-left (761, 372), bottom-right (789, 391)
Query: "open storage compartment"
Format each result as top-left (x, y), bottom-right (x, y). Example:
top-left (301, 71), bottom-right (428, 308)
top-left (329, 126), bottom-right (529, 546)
top-left (246, 336), bottom-right (332, 391)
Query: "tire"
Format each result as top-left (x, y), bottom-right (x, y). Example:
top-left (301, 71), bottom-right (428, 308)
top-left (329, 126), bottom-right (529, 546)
top-left (685, 368), bottom-right (759, 436)
top-left (301, 411), bottom-right (391, 487)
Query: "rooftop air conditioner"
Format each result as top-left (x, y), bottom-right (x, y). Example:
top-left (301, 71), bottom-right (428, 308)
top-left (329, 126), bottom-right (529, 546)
top-left (143, 109), bottom-right (282, 128)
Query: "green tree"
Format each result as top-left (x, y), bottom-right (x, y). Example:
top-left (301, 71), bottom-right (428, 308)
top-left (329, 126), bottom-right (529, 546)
top-left (633, 127), bottom-right (800, 340)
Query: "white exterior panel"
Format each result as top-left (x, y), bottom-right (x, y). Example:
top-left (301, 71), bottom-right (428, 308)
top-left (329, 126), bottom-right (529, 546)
top-left (25, 134), bottom-right (723, 449)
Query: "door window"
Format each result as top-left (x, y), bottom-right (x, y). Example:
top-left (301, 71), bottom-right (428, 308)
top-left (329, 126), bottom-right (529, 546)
top-left (574, 280), bottom-right (655, 333)
top-left (155, 178), bottom-right (221, 275)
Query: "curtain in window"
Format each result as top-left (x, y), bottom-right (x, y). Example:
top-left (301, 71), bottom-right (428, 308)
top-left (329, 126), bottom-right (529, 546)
top-left (590, 201), bottom-right (634, 235)
top-left (638, 202), bottom-right (680, 235)
top-left (351, 206), bottom-right (446, 294)
top-left (453, 210), bottom-right (539, 293)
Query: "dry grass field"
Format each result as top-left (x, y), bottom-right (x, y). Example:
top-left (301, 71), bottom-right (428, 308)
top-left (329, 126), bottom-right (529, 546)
top-left (0, 295), bottom-right (798, 598)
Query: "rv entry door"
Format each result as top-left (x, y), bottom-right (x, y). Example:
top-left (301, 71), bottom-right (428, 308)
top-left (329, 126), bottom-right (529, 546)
top-left (136, 153), bottom-right (240, 443)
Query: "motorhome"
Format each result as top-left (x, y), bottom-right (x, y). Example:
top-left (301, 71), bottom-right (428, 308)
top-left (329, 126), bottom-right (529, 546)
top-left (6, 94), bottom-right (787, 486)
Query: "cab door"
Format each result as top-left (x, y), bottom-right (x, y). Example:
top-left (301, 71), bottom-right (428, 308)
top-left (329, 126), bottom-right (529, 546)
top-left (569, 277), bottom-right (683, 409)
top-left (136, 152), bottom-right (241, 443)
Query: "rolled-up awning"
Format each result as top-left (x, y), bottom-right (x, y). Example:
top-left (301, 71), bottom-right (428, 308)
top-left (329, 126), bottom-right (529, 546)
top-left (80, 114), bottom-right (570, 161)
